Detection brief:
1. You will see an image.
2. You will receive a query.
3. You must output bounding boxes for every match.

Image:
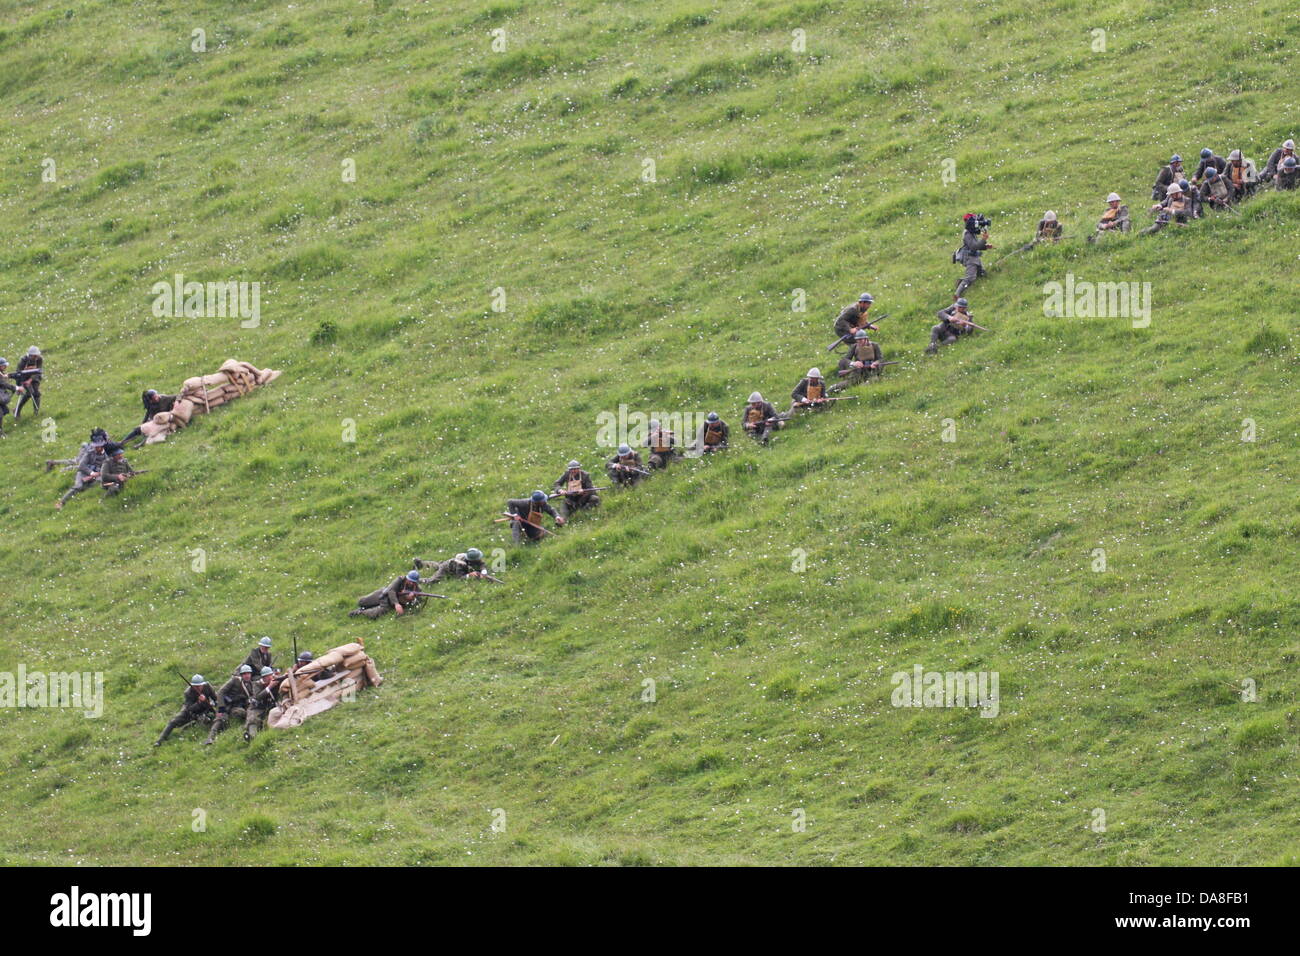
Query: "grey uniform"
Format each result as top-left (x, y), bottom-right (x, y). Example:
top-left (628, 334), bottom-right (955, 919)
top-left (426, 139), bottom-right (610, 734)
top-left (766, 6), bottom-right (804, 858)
top-left (552, 468), bottom-right (600, 518)
top-left (954, 230), bottom-right (990, 297)
top-left (742, 401), bottom-right (782, 442)
top-left (59, 446), bottom-right (108, 505)
top-left (929, 305), bottom-right (976, 351)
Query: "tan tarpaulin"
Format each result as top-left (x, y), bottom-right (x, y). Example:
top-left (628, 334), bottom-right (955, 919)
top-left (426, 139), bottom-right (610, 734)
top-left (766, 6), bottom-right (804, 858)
top-left (266, 640), bottom-right (382, 730)
top-left (140, 360), bottom-right (283, 444)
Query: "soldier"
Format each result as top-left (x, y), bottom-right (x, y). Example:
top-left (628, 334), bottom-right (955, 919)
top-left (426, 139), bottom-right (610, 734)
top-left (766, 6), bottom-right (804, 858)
top-left (691, 412), bottom-right (729, 454)
top-left (0, 359), bottom-right (14, 435)
top-left (55, 433), bottom-right (110, 509)
top-left (1262, 138), bottom-right (1296, 183)
top-left (46, 428), bottom-right (111, 473)
top-left (415, 547), bottom-right (493, 581)
top-left (204, 666), bottom-right (255, 745)
top-left (503, 490), bottom-right (564, 543)
top-left (12, 347), bottom-right (43, 421)
top-left (1141, 182), bottom-right (1192, 234)
top-left (1276, 156), bottom-right (1299, 191)
top-left (926, 299), bottom-right (978, 354)
top-left (1191, 147), bottom-right (1227, 185)
top-left (834, 329), bottom-right (884, 388)
top-left (606, 444), bottom-right (648, 486)
top-left (1178, 179), bottom-right (1201, 219)
top-left (242, 637), bottom-right (274, 675)
top-left (121, 389), bottom-right (178, 445)
top-left (833, 293), bottom-right (876, 342)
top-left (953, 214), bottom-right (992, 297)
top-left (1222, 149), bottom-right (1259, 200)
top-left (644, 419), bottom-right (676, 470)
top-left (243, 667), bottom-right (280, 742)
top-left (789, 368), bottom-right (831, 413)
top-left (1013, 211), bottom-right (1062, 253)
top-left (1198, 167), bottom-right (1234, 212)
top-left (552, 460), bottom-right (600, 517)
top-left (154, 674), bottom-right (218, 746)
top-left (741, 392), bottom-right (783, 443)
top-left (348, 568), bottom-right (427, 617)
top-left (1152, 153), bottom-right (1185, 200)
top-left (1088, 193), bottom-right (1130, 242)
top-left (99, 444), bottom-right (136, 498)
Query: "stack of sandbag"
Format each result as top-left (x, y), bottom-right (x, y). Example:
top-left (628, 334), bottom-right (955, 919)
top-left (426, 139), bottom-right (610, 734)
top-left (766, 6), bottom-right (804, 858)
top-left (266, 640), bottom-right (382, 730)
top-left (140, 359), bottom-right (283, 444)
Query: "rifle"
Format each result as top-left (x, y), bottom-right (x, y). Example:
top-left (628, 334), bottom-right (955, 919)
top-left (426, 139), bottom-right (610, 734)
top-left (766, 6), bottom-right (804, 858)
top-left (123, 469), bottom-right (149, 477)
top-left (826, 314), bottom-right (889, 350)
top-left (412, 591), bottom-right (449, 600)
top-left (177, 669), bottom-right (215, 712)
top-left (473, 572), bottom-right (506, 584)
top-left (496, 512), bottom-right (556, 537)
top-left (794, 396), bottom-right (858, 407)
top-left (837, 361), bottom-right (900, 375)
top-left (611, 463), bottom-right (652, 477)
top-left (549, 486), bottom-right (607, 499)
top-left (946, 314), bottom-right (990, 333)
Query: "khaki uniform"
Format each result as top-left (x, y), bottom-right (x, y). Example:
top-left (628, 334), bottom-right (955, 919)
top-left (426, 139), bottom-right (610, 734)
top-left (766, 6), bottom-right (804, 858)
top-left (156, 683), bottom-right (217, 744)
top-left (644, 429), bottom-right (676, 470)
top-left (693, 419), bottom-right (730, 453)
top-left (243, 681), bottom-right (280, 741)
top-left (351, 575), bottom-right (422, 617)
top-left (789, 377), bottom-right (830, 413)
top-left (1152, 162), bottom-right (1185, 200)
top-left (552, 469), bottom-right (600, 518)
top-left (606, 451), bottom-right (646, 486)
top-left (100, 455), bottom-right (134, 497)
top-left (929, 306), bottom-right (976, 351)
top-left (1142, 192), bottom-right (1193, 233)
top-left (835, 338), bottom-right (883, 387)
top-left (241, 646), bottom-right (274, 675)
top-left (423, 555), bottom-right (486, 581)
top-left (742, 401), bottom-right (782, 443)
top-left (833, 304), bottom-right (871, 340)
top-left (205, 675), bottom-right (254, 743)
top-left (505, 497), bottom-right (558, 543)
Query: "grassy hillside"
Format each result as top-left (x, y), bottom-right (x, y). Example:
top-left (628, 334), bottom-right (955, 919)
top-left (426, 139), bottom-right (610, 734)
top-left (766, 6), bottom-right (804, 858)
top-left (1, 0), bottom-right (1298, 865)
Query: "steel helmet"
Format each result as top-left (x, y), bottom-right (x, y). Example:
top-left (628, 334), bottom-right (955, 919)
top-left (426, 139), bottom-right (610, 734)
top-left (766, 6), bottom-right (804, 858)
top-left (617, 443), bottom-right (631, 455)
top-left (1178, 179), bottom-right (1190, 190)
top-left (27, 346), bottom-right (39, 356)
top-left (1284, 157), bottom-right (1298, 169)
top-left (648, 419), bottom-right (660, 430)
top-left (530, 490), bottom-right (547, 503)
top-left (955, 297), bottom-right (969, 308)
top-left (853, 328), bottom-right (868, 339)
top-left (1228, 149), bottom-right (1242, 161)
top-left (466, 547), bottom-right (483, 562)
top-left (567, 460), bottom-right (580, 470)
top-left (1106, 192), bottom-right (1121, 202)
top-left (705, 412), bottom-right (719, 422)
top-left (1204, 168), bottom-right (1218, 180)
top-left (858, 292), bottom-right (873, 303)
top-left (258, 637), bottom-right (272, 648)
top-left (296, 652), bottom-right (312, 663)
top-left (1170, 154), bottom-right (1182, 164)
top-left (807, 368), bottom-right (821, 379)
top-left (260, 666), bottom-right (274, 677)
top-left (1043, 210), bottom-right (1057, 221)
top-left (1166, 182), bottom-right (1183, 194)
top-left (238, 664), bottom-right (253, 675)
top-left (1200, 148), bottom-right (1212, 159)
top-left (1284, 139), bottom-right (1295, 149)
top-left (748, 392), bottom-right (763, 403)
top-left (0, 359), bottom-right (7, 368)
top-left (190, 675), bottom-right (205, 685)
top-left (406, 569), bottom-right (421, 582)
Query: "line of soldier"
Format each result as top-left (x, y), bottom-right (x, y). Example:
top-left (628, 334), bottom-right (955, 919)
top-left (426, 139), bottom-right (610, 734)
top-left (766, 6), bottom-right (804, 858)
top-left (155, 637), bottom-right (328, 746)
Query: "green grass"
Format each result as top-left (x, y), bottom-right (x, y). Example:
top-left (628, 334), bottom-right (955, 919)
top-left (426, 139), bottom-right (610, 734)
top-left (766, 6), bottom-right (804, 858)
top-left (0, 0), bottom-right (1298, 865)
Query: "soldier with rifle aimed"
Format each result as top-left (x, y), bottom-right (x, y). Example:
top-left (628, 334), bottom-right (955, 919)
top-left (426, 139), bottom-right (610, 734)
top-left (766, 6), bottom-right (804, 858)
top-left (832, 293), bottom-right (880, 344)
top-left (11, 347), bottom-right (43, 421)
top-left (414, 547), bottom-right (503, 583)
top-left (243, 667), bottom-right (281, 742)
top-left (551, 460), bottom-right (602, 517)
top-left (926, 298), bottom-right (987, 354)
top-left (154, 673), bottom-right (218, 746)
top-left (348, 568), bottom-right (429, 618)
top-left (606, 444), bottom-right (649, 486)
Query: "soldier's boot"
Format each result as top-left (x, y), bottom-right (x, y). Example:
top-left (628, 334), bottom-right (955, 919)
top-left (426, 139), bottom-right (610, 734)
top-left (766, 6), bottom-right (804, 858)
top-left (203, 714), bottom-right (228, 745)
top-left (155, 714), bottom-right (187, 746)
